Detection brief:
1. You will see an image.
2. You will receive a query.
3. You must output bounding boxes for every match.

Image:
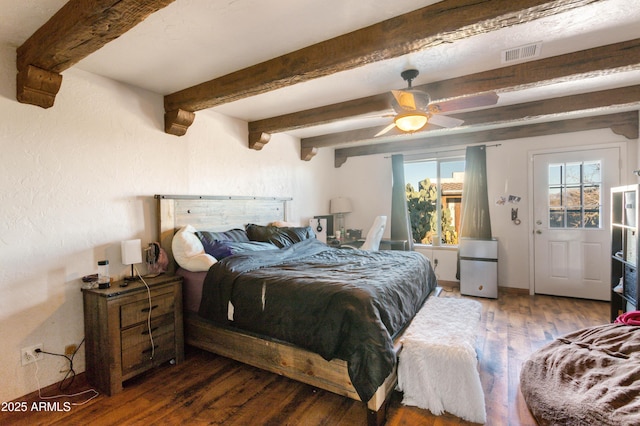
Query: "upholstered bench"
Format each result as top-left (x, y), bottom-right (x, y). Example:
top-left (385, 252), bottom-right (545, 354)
top-left (397, 297), bottom-right (485, 423)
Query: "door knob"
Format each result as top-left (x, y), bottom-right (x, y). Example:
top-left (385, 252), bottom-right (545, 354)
top-left (535, 230), bottom-right (542, 234)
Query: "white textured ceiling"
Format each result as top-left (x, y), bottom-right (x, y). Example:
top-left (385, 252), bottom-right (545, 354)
top-left (3, 0), bottom-right (640, 139)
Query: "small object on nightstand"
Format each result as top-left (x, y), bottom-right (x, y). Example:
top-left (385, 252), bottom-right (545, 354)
top-left (81, 273), bottom-right (98, 290)
top-left (82, 273), bottom-right (98, 282)
top-left (328, 238), bottom-right (340, 247)
top-left (145, 242), bottom-right (169, 275)
top-left (346, 229), bottom-right (362, 240)
top-left (97, 260), bottom-right (110, 289)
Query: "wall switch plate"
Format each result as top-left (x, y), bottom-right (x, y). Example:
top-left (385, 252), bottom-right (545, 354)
top-left (21, 344), bottom-right (44, 366)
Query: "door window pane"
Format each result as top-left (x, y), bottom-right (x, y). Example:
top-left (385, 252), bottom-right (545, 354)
top-left (583, 162), bottom-right (601, 183)
top-left (549, 208), bottom-right (565, 228)
top-left (549, 164), bottom-right (562, 186)
top-left (584, 208), bottom-right (600, 228)
top-left (567, 209), bottom-right (582, 228)
top-left (549, 188), bottom-right (562, 207)
top-left (565, 163), bottom-right (581, 184)
top-left (566, 186), bottom-right (582, 208)
top-left (547, 161), bottom-right (602, 229)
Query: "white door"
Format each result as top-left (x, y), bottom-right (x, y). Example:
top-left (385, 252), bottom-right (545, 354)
top-left (533, 147), bottom-right (620, 300)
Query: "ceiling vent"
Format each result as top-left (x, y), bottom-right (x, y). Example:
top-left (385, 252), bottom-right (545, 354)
top-left (501, 42), bottom-right (542, 64)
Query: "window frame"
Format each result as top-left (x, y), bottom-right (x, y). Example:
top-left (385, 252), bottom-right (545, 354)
top-left (404, 153), bottom-right (465, 247)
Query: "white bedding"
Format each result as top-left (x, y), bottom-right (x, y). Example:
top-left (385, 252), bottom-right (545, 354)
top-left (398, 297), bottom-right (485, 423)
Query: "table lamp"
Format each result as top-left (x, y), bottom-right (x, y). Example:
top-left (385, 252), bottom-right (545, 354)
top-left (330, 197), bottom-right (352, 237)
top-left (121, 239), bottom-right (142, 281)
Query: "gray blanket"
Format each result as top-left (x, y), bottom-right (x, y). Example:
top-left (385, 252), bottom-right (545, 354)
top-left (199, 238), bottom-right (437, 402)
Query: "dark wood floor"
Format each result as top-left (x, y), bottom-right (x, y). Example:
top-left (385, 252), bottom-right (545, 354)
top-left (3, 287), bottom-right (609, 425)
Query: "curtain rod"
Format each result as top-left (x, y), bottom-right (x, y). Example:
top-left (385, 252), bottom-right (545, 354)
top-left (385, 143), bottom-right (502, 159)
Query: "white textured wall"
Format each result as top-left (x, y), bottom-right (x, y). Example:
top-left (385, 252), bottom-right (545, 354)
top-left (0, 43), bottom-right (334, 401)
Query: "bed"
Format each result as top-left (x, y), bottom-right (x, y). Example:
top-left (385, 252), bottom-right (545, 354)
top-left (155, 195), bottom-right (438, 424)
top-left (520, 322), bottom-right (640, 425)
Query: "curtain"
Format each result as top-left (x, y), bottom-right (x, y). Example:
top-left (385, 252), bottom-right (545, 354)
top-left (391, 154), bottom-right (414, 251)
top-left (460, 145), bottom-right (492, 239)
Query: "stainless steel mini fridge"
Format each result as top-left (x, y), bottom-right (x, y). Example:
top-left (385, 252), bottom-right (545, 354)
top-left (459, 238), bottom-right (498, 298)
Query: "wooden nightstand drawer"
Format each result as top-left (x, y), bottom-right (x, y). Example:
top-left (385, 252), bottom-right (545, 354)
top-left (121, 331), bottom-right (176, 375)
top-left (120, 291), bottom-right (175, 328)
top-left (121, 315), bottom-right (175, 351)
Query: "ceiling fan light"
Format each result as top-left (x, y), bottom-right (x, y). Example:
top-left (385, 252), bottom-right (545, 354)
top-left (394, 111), bottom-right (428, 132)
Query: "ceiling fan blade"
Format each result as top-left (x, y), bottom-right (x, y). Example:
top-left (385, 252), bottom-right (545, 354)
top-left (429, 114), bottom-right (465, 128)
top-left (432, 92), bottom-right (499, 113)
top-left (391, 90), bottom-right (416, 110)
top-left (375, 122), bottom-right (397, 137)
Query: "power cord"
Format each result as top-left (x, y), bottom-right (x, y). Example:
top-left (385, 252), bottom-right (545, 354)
top-left (32, 340), bottom-right (99, 405)
top-left (35, 340), bottom-right (82, 391)
top-left (135, 265), bottom-right (155, 360)
top-left (431, 257), bottom-right (454, 292)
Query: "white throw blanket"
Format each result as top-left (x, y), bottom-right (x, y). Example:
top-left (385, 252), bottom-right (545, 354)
top-left (397, 296), bottom-right (485, 424)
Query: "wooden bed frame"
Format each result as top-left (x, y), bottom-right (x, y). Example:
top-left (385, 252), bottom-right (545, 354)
top-left (155, 194), bottom-right (400, 425)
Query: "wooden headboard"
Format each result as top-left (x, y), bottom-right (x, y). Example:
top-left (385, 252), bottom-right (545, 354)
top-left (155, 194), bottom-right (291, 273)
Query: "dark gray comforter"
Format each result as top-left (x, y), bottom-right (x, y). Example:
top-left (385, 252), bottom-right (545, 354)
top-left (198, 238), bottom-right (437, 401)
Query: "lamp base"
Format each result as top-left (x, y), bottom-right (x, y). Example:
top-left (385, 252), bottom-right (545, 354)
top-left (123, 265), bottom-right (139, 282)
top-left (336, 213), bottom-right (346, 235)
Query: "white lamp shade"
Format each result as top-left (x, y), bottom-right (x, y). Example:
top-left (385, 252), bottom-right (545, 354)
top-left (121, 239), bottom-right (142, 265)
top-left (330, 197), bottom-right (352, 214)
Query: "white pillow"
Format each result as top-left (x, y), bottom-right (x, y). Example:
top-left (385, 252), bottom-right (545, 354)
top-left (172, 225), bottom-right (217, 272)
top-left (269, 220), bottom-right (299, 227)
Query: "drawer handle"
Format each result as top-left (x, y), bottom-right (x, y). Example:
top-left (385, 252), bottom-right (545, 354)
top-left (141, 304), bottom-right (158, 313)
top-left (141, 327), bottom-right (158, 335)
top-left (142, 345), bottom-right (159, 355)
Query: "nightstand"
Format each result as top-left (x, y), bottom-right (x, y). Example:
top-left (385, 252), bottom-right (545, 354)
top-left (82, 274), bottom-right (184, 395)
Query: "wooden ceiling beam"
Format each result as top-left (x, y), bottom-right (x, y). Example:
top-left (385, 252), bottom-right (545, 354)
top-left (333, 111), bottom-right (639, 168)
top-left (16, 0), bottom-right (175, 108)
top-left (410, 38), bottom-right (640, 101)
top-left (301, 85), bottom-right (640, 150)
top-left (164, 0), bottom-right (602, 135)
top-left (254, 38), bottom-right (640, 139)
top-left (249, 94), bottom-right (392, 136)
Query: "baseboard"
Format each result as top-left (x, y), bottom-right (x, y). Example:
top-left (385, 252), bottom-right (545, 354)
top-left (437, 280), bottom-right (530, 296)
top-left (499, 287), bottom-right (530, 295)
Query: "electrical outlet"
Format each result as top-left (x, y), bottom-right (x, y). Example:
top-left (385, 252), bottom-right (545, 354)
top-left (21, 344), bottom-right (44, 366)
top-left (64, 344), bottom-right (77, 356)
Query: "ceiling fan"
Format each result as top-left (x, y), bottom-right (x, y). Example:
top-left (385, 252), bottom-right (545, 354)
top-left (375, 69), bottom-right (499, 137)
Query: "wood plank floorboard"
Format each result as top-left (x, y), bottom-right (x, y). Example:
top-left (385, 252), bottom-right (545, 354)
top-left (2, 287), bottom-right (608, 425)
